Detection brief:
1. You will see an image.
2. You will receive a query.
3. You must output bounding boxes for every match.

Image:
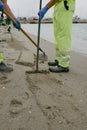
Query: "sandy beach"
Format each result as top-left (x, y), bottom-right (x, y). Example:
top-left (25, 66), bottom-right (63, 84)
top-left (0, 25), bottom-right (87, 130)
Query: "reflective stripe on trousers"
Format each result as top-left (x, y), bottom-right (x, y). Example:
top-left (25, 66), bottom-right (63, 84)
top-left (0, 53), bottom-right (4, 62)
top-left (53, 0), bottom-right (75, 67)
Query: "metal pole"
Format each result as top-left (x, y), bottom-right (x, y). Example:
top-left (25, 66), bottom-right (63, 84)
top-left (36, 0), bottom-right (42, 71)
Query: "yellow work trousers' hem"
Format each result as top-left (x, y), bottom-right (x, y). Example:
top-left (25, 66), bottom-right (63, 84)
top-left (0, 53), bottom-right (4, 63)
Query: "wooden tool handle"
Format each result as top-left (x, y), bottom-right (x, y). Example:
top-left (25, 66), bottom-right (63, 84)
top-left (3, 10), bottom-right (37, 47)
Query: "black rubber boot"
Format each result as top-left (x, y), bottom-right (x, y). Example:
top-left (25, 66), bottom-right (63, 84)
top-left (0, 62), bottom-right (13, 72)
top-left (49, 66), bottom-right (69, 73)
top-left (7, 26), bottom-right (11, 33)
top-left (48, 60), bottom-right (58, 66)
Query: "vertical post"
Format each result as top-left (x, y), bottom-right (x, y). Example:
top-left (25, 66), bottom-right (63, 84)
top-left (36, 0), bottom-right (42, 71)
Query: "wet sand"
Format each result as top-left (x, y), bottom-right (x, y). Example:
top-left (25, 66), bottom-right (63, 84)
top-left (0, 25), bottom-right (87, 130)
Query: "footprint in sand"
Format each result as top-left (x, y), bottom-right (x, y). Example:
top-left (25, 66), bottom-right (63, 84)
top-left (0, 74), bottom-right (7, 81)
top-left (9, 99), bottom-right (23, 118)
top-left (0, 73), bottom-right (10, 85)
top-left (9, 92), bottom-right (30, 118)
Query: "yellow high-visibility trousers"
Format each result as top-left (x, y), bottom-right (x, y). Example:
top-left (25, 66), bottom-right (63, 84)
top-left (0, 53), bottom-right (4, 63)
top-left (53, 0), bottom-right (75, 67)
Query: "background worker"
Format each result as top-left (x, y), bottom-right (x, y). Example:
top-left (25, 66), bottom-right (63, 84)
top-left (0, 13), bottom-right (11, 32)
top-left (6, 17), bottom-right (11, 32)
top-left (38, 0), bottom-right (75, 73)
top-left (0, 0), bottom-right (21, 72)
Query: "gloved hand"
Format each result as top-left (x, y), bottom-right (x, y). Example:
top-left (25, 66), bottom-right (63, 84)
top-left (13, 18), bottom-right (21, 31)
top-left (0, 1), bottom-right (4, 11)
top-left (38, 6), bottom-right (49, 20)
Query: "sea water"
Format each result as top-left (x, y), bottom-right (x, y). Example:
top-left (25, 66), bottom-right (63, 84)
top-left (22, 23), bottom-right (87, 55)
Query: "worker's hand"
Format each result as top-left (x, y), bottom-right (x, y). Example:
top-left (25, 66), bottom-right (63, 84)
top-left (13, 18), bottom-right (21, 31)
top-left (0, 1), bottom-right (4, 11)
top-left (38, 6), bottom-right (49, 20)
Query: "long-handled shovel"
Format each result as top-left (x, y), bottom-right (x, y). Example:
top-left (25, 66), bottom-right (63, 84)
top-left (3, 10), bottom-right (47, 59)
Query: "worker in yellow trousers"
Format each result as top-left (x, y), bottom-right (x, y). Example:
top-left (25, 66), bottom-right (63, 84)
top-left (38, 0), bottom-right (75, 72)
